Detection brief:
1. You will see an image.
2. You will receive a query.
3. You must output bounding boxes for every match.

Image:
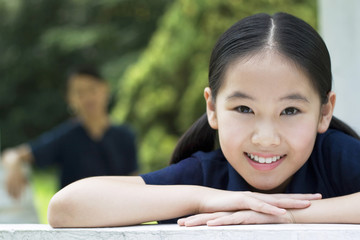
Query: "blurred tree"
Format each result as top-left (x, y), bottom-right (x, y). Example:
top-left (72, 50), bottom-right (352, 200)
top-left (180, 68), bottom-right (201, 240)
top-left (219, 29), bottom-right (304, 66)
top-left (112, 0), bottom-right (317, 172)
top-left (0, 0), bottom-right (172, 148)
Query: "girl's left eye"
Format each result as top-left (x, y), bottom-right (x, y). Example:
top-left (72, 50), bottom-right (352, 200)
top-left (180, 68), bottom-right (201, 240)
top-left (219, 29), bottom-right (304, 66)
top-left (281, 107), bottom-right (299, 116)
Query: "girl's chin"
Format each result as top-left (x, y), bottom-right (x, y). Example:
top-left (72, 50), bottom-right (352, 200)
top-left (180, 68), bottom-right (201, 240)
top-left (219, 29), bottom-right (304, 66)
top-left (247, 178), bottom-right (292, 194)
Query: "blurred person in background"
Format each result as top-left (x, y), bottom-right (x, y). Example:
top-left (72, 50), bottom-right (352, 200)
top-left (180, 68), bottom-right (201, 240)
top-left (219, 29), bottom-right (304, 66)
top-left (1, 65), bottom-right (138, 200)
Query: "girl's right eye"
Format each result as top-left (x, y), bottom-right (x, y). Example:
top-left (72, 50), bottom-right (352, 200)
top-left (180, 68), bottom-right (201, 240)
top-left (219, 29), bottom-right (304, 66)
top-left (235, 105), bottom-right (254, 114)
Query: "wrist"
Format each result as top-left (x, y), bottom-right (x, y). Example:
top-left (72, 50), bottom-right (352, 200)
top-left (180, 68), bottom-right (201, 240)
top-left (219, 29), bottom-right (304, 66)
top-left (197, 186), bottom-right (219, 214)
top-left (286, 210), bottom-right (296, 223)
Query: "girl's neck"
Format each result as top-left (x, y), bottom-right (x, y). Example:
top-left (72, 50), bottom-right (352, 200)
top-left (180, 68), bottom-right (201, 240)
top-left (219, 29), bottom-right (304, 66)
top-left (80, 114), bottom-right (110, 140)
top-left (249, 177), bottom-right (292, 194)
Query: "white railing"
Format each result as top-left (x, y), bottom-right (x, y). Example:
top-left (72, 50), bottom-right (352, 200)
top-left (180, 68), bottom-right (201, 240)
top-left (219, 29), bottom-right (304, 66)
top-left (1, 224), bottom-right (360, 239)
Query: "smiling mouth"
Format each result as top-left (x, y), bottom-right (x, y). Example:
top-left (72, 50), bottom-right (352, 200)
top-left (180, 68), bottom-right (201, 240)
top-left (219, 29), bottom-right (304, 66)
top-left (245, 152), bottom-right (286, 164)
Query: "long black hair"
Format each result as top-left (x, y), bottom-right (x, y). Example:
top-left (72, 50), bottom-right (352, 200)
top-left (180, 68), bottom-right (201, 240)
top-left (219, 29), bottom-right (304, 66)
top-left (170, 12), bottom-right (359, 164)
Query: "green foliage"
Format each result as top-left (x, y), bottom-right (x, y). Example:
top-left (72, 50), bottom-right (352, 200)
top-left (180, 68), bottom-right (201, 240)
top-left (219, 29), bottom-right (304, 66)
top-left (112, 0), bottom-right (317, 172)
top-left (0, 0), bottom-right (172, 149)
top-left (0, 0), bottom-right (172, 223)
top-left (32, 168), bottom-right (58, 224)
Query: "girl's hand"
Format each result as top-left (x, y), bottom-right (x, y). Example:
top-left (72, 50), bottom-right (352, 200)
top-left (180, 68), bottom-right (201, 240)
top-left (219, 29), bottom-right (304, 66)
top-left (178, 210), bottom-right (294, 227)
top-left (199, 191), bottom-right (321, 217)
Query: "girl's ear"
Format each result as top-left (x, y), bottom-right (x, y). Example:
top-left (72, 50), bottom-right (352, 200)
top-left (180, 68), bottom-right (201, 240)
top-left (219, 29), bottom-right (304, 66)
top-left (204, 87), bottom-right (218, 129)
top-left (317, 91), bottom-right (336, 133)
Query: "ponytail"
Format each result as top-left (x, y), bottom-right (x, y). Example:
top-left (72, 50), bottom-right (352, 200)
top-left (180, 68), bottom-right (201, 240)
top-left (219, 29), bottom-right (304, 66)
top-left (329, 116), bottom-right (360, 139)
top-left (170, 113), bottom-right (216, 164)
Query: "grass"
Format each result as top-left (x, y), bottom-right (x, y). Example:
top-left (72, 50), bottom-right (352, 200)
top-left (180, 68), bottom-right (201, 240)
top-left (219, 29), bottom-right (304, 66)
top-left (32, 168), bottom-right (58, 224)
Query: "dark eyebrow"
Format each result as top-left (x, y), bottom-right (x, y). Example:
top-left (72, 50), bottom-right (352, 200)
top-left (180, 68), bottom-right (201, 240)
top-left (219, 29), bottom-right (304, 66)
top-left (280, 93), bottom-right (310, 103)
top-left (226, 91), bottom-right (310, 103)
top-left (226, 91), bottom-right (255, 101)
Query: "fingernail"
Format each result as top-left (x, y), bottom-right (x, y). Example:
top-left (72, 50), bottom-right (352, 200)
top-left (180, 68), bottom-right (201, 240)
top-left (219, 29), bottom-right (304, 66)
top-left (279, 208), bottom-right (287, 214)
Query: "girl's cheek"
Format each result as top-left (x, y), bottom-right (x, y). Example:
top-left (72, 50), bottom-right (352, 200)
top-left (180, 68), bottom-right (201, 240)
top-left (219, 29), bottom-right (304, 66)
top-left (283, 120), bottom-right (318, 157)
top-left (218, 114), bottom-right (252, 147)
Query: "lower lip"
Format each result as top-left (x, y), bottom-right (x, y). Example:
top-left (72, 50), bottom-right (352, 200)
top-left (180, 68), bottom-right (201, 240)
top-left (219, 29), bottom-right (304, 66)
top-left (245, 153), bottom-right (285, 171)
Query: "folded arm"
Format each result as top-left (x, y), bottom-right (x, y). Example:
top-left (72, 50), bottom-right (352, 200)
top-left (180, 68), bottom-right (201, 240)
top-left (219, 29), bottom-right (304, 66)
top-left (179, 192), bottom-right (360, 226)
top-left (291, 192), bottom-right (360, 223)
top-left (47, 176), bottom-right (319, 228)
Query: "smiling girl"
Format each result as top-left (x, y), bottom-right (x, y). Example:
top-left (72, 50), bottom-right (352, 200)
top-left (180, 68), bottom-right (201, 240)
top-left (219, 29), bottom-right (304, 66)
top-left (47, 12), bottom-right (360, 227)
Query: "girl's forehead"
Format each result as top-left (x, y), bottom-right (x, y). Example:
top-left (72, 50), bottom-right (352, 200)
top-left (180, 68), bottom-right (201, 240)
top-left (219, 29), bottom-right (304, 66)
top-left (228, 50), bottom-right (299, 73)
top-left (225, 51), bottom-right (310, 84)
top-left (220, 51), bottom-right (316, 98)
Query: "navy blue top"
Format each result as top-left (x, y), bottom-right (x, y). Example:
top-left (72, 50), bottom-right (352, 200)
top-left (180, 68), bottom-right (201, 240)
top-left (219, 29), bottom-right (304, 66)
top-left (141, 129), bottom-right (360, 222)
top-left (30, 119), bottom-right (138, 189)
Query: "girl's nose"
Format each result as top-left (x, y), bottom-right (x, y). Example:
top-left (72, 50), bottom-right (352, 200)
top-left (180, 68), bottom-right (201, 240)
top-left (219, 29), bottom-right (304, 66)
top-left (251, 121), bottom-right (280, 147)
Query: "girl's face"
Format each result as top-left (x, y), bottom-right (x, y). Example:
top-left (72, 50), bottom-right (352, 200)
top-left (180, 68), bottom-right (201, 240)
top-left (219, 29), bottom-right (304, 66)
top-left (67, 74), bottom-right (109, 119)
top-left (205, 51), bottom-right (335, 193)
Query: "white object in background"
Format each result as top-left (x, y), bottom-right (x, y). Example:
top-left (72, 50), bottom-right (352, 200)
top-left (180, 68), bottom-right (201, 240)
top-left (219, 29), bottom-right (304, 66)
top-left (318, 0), bottom-right (360, 134)
top-left (0, 164), bottom-right (39, 223)
top-left (0, 130), bottom-right (38, 223)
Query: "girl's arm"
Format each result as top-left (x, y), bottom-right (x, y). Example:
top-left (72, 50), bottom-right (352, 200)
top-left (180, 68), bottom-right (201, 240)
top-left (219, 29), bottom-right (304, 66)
top-left (291, 192), bottom-right (360, 223)
top-left (47, 176), bottom-right (320, 228)
top-left (178, 193), bottom-right (360, 226)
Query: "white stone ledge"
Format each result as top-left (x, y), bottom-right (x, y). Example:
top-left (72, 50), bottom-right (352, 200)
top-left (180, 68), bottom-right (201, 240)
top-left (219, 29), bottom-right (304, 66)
top-left (1, 224), bottom-right (360, 239)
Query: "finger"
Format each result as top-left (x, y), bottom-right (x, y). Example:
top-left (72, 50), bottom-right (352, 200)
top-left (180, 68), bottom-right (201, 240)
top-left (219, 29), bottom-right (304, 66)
top-left (9, 184), bottom-right (20, 199)
top-left (271, 198), bottom-right (311, 209)
top-left (178, 214), bottom-right (207, 226)
top-left (241, 197), bottom-right (286, 216)
top-left (178, 213), bottom-right (230, 227)
top-left (7, 179), bottom-right (25, 200)
top-left (253, 195), bottom-right (314, 209)
top-left (206, 213), bottom-right (245, 226)
top-left (271, 193), bottom-right (322, 200)
top-left (207, 211), bottom-right (280, 226)
top-left (10, 183), bottom-right (21, 199)
top-left (178, 213), bottom-right (222, 227)
top-left (6, 180), bottom-right (17, 199)
top-left (249, 192), bottom-right (322, 201)
top-left (246, 193), bottom-right (320, 209)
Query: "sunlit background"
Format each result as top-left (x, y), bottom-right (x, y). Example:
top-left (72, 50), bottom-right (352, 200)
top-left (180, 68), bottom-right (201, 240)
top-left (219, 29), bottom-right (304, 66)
top-left (0, 0), bottom-right (358, 224)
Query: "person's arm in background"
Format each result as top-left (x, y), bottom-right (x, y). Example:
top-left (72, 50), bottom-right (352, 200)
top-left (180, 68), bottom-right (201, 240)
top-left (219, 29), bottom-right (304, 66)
top-left (1, 144), bottom-right (34, 199)
top-left (2, 120), bottom-right (74, 200)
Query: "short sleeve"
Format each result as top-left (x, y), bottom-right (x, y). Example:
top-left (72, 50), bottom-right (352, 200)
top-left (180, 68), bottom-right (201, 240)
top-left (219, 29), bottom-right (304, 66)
top-left (320, 130), bottom-right (360, 196)
top-left (119, 126), bottom-right (138, 174)
top-left (141, 157), bottom-right (204, 186)
top-left (29, 121), bottom-right (75, 167)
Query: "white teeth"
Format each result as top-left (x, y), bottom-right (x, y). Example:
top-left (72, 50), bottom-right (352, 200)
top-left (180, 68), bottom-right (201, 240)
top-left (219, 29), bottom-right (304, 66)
top-left (247, 153), bottom-right (283, 164)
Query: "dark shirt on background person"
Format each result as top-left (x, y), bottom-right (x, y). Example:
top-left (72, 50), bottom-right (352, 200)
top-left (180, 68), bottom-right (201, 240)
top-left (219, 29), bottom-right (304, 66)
top-left (30, 119), bottom-right (138, 189)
